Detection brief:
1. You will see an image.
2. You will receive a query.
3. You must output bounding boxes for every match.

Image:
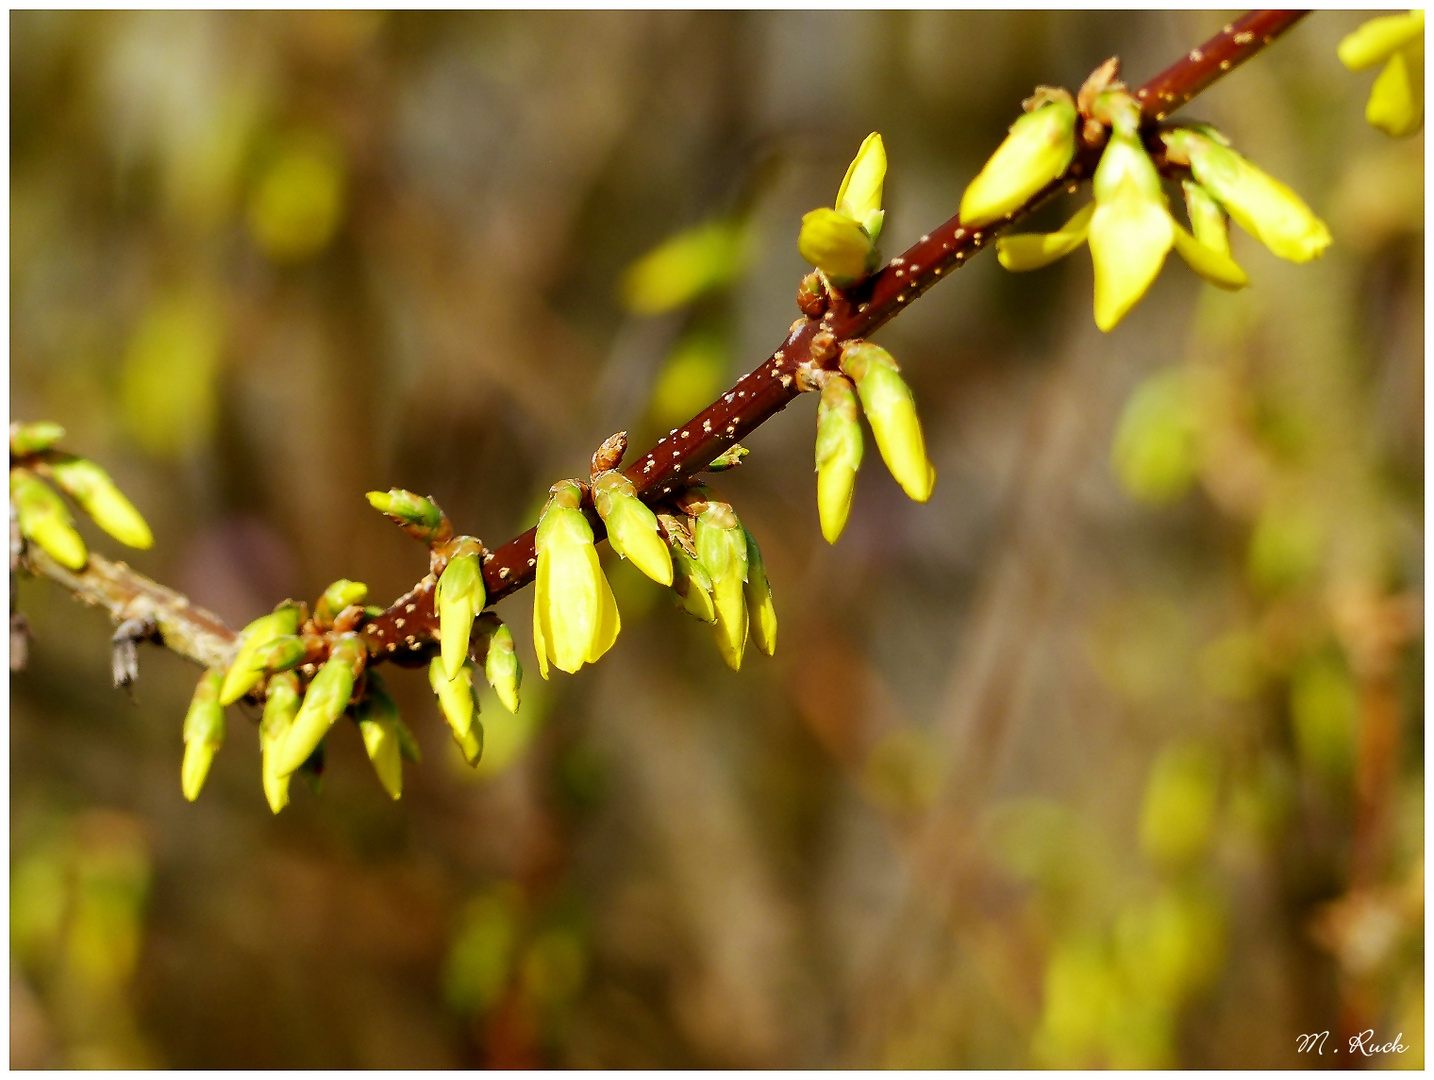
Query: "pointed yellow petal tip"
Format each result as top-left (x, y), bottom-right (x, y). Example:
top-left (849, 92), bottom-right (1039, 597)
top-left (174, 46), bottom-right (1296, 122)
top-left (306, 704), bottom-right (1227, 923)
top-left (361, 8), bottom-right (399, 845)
top-left (961, 96), bottom-right (1078, 227)
top-left (1337, 11), bottom-right (1424, 71)
top-left (836, 132), bottom-right (887, 235)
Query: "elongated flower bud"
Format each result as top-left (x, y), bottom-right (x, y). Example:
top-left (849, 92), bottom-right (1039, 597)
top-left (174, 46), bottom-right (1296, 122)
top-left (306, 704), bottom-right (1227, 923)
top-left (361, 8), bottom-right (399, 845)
top-left (996, 202), bottom-right (1094, 272)
top-left (1163, 128), bottom-right (1331, 263)
top-left (259, 671), bottom-right (300, 813)
top-left (451, 719), bottom-right (484, 767)
top-left (743, 528), bottom-right (776, 657)
top-left (271, 634), bottom-right (364, 778)
top-left (839, 343), bottom-right (935, 502)
top-left (315, 579), bottom-right (368, 627)
top-left (1365, 42), bottom-right (1423, 137)
top-left (9, 421), bottom-right (66, 457)
top-left (594, 472), bottom-right (672, 586)
top-left (436, 541), bottom-right (486, 681)
top-left (255, 635), bottom-right (308, 674)
top-left (429, 655), bottom-right (476, 739)
top-left (1089, 131), bottom-right (1174, 332)
top-left (533, 480), bottom-right (620, 676)
top-left (1182, 180), bottom-right (1231, 257)
top-left (1172, 223), bottom-right (1249, 291)
top-left (1338, 11), bottom-right (1424, 70)
top-left (366, 488), bottom-right (450, 544)
top-left (669, 545), bottom-right (717, 623)
top-left (219, 604), bottom-right (303, 705)
top-left (356, 674), bottom-right (403, 800)
top-left (961, 93), bottom-right (1077, 227)
top-left (814, 374), bottom-right (864, 544)
top-left (47, 457), bottom-right (153, 550)
top-left (10, 469), bottom-right (86, 570)
top-left (798, 208), bottom-right (878, 288)
top-left (694, 503), bottom-right (748, 670)
top-left (481, 620), bottom-right (522, 714)
top-left (835, 132), bottom-right (887, 241)
top-left (181, 669), bottom-right (226, 802)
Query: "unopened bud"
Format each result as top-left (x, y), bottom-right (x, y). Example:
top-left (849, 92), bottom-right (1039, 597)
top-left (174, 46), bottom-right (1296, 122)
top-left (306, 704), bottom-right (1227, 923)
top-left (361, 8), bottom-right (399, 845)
top-left (10, 469), bottom-right (87, 570)
top-left (356, 674), bottom-right (403, 800)
top-left (315, 579), bottom-right (368, 627)
top-left (839, 344), bottom-right (935, 502)
top-left (594, 472), bottom-right (672, 587)
top-left (705, 445), bottom-right (749, 472)
top-left (834, 132), bottom-right (887, 241)
top-left (815, 375), bottom-right (863, 544)
top-left (798, 207), bottom-right (878, 288)
top-left (1089, 132), bottom-right (1175, 331)
top-left (996, 202), bottom-right (1094, 272)
top-left (255, 634), bottom-right (307, 674)
top-left (181, 669), bottom-right (226, 802)
top-left (9, 421), bottom-right (66, 457)
top-left (220, 604), bottom-right (303, 705)
top-left (1172, 223), bottom-right (1249, 291)
top-left (429, 655), bottom-right (477, 739)
top-left (694, 504), bottom-right (748, 670)
top-left (743, 528), bottom-right (777, 658)
top-left (481, 620), bottom-right (522, 714)
top-left (48, 457), bottom-right (153, 550)
top-left (451, 718), bottom-right (484, 767)
top-left (960, 93), bottom-right (1077, 227)
top-left (260, 671), bottom-right (300, 813)
top-left (669, 545), bottom-right (717, 623)
top-left (533, 480), bottom-right (621, 676)
top-left (366, 488), bottom-right (449, 543)
top-left (436, 542), bottom-right (486, 682)
top-left (271, 635), bottom-right (364, 778)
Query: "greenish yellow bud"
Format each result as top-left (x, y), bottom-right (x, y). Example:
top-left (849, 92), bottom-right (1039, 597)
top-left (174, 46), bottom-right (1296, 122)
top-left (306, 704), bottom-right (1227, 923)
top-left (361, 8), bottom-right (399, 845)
top-left (10, 469), bottom-right (87, 570)
top-left (1181, 181), bottom-right (1230, 257)
top-left (429, 655), bottom-right (477, 739)
top-left (743, 528), bottom-right (776, 658)
top-left (995, 202), bottom-right (1094, 272)
top-left (482, 620), bottom-right (522, 715)
top-left (1365, 42), bottom-right (1423, 137)
top-left (1337, 10), bottom-right (1424, 70)
top-left (366, 488), bottom-right (448, 542)
top-left (315, 579), bottom-right (368, 627)
top-left (356, 675), bottom-right (403, 800)
top-left (259, 671), bottom-right (300, 814)
top-left (533, 481), bottom-right (621, 676)
top-left (834, 132), bottom-right (887, 241)
top-left (451, 717), bottom-right (484, 767)
top-left (47, 457), bottom-right (153, 550)
top-left (219, 604), bottom-right (303, 705)
top-left (9, 421), bottom-right (66, 457)
top-left (669, 545), bottom-right (717, 623)
top-left (960, 95), bottom-right (1077, 227)
top-left (271, 635), bottom-right (364, 778)
top-left (705, 445), bottom-right (749, 472)
top-left (797, 208), bottom-right (878, 288)
top-left (839, 344), bottom-right (935, 503)
top-left (255, 635), bottom-right (307, 674)
top-left (694, 504), bottom-right (748, 671)
top-left (593, 472), bottom-right (672, 587)
top-left (1164, 128), bottom-right (1331, 263)
top-left (1171, 222), bottom-right (1249, 291)
top-left (181, 669), bottom-right (226, 802)
top-left (1089, 132), bottom-right (1174, 332)
top-left (437, 546), bottom-right (486, 682)
top-left (814, 374), bottom-right (864, 544)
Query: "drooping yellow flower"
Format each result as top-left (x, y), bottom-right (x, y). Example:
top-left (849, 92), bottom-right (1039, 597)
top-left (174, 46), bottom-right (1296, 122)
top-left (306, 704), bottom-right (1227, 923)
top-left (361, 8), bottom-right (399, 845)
top-left (1089, 131), bottom-right (1174, 332)
top-left (436, 539), bottom-right (486, 682)
top-left (533, 480), bottom-right (620, 677)
top-left (814, 374), bottom-right (864, 544)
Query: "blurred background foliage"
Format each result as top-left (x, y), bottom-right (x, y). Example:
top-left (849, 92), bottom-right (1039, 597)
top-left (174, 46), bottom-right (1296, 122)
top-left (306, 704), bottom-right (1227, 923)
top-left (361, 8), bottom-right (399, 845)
top-left (9, 10), bottom-right (1423, 1068)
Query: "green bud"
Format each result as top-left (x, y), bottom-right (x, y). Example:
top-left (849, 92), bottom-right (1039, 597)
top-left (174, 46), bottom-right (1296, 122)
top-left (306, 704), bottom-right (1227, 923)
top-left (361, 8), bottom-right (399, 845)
top-left (1164, 128), bottom-right (1331, 263)
top-left (429, 655), bottom-right (477, 740)
top-left (593, 472), bottom-right (672, 587)
top-left (366, 488), bottom-right (448, 541)
top-left (1089, 132), bottom-right (1174, 332)
top-left (960, 94), bottom-right (1077, 227)
top-left (1337, 11), bottom-right (1424, 71)
top-left (451, 717), bottom-right (484, 767)
top-left (255, 635), bottom-right (308, 674)
top-left (9, 421), bottom-right (66, 457)
top-left (705, 445), bottom-right (749, 472)
top-left (839, 344), bottom-right (935, 503)
top-left (260, 671), bottom-right (301, 814)
top-left (356, 674), bottom-right (403, 800)
top-left (10, 469), bottom-right (87, 570)
top-left (271, 635), bottom-right (364, 778)
top-left (815, 374), bottom-right (864, 544)
top-left (437, 544), bottom-right (486, 682)
top-left (995, 202), bottom-right (1094, 272)
top-left (315, 579), bottom-right (368, 627)
top-left (482, 620), bottom-right (522, 715)
top-left (219, 604), bottom-right (303, 705)
top-left (743, 528), bottom-right (776, 658)
top-left (533, 480), bottom-right (621, 676)
top-left (694, 504), bottom-right (748, 670)
top-left (797, 207), bottom-right (879, 288)
top-left (669, 545), bottom-right (716, 623)
top-left (47, 457), bottom-right (153, 550)
top-left (181, 669), bottom-right (226, 802)
top-left (834, 132), bottom-right (887, 241)
top-left (1366, 43), bottom-right (1423, 137)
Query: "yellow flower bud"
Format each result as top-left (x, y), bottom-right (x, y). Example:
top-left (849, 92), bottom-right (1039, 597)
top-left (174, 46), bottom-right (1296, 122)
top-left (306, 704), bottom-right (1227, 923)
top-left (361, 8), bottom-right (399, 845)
top-left (1337, 11), bottom-right (1423, 70)
top-left (743, 528), bottom-right (777, 658)
top-left (797, 207), bottom-right (878, 288)
top-left (1181, 180), bottom-right (1231, 257)
top-left (356, 674), bottom-right (403, 801)
top-left (961, 94), bottom-right (1078, 227)
top-left (315, 579), bottom-right (368, 627)
top-left (181, 669), bottom-right (226, 802)
top-left (839, 343), bottom-right (935, 503)
top-left (481, 620), bottom-right (522, 715)
top-left (669, 544), bottom-right (717, 623)
top-left (694, 503), bottom-right (748, 671)
top-left (47, 456), bottom-right (153, 550)
top-left (1165, 128), bottom-right (1331, 264)
top-left (436, 543), bottom-right (486, 682)
top-left (259, 671), bottom-right (301, 813)
top-left (220, 604), bottom-right (303, 705)
top-left (1171, 224), bottom-right (1249, 291)
top-left (366, 488), bottom-right (449, 543)
top-left (271, 635), bottom-right (364, 778)
top-left (835, 132), bottom-right (887, 241)
top-left (815, 374), bottom-right (864, 544)
top-left (1089, 132), bottom-right (1174, 331)
top-left (593, 472), bottom-right (673, 586)
top-left (10, 469), bottom-right (87, 570)
top-left (429, 655), bottom-right (476, 740)
top-left (995, 202), bottom-right (1094, 272)
top-left (533, 481), bottom-right (621, 675)
top-left (1366, 42), bottom-right (1423, 137)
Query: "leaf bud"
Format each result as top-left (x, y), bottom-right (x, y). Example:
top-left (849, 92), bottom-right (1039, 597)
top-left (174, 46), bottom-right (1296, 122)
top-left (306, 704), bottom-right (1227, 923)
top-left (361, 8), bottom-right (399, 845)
top-left (960, 92), bottom-right (1077, 227)
top-left (47, 456), bottom-right (153, 550)
top-left (271, 634), bottom-right (365, 778)
top-left (181, 669), bottom-right (226, 802)
top-left (839, 343), bottom-right (936, 502)
top-left (705, 444), bottom-right (749, 472)
top-left (219, 603), bottom-right (303, 705)
top-left (10, 469), bottom-right (87, 570)
top-left (814, 374), bottom-right (864, 544)
top-left (593, 471), bottom-right (672, 587)
top-left (366, 488), bottom-right (450, 544)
